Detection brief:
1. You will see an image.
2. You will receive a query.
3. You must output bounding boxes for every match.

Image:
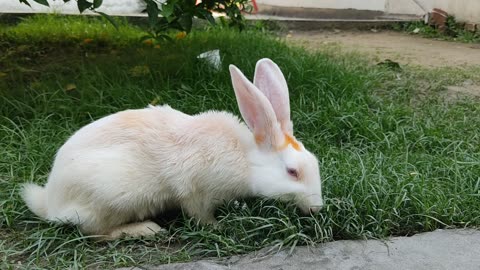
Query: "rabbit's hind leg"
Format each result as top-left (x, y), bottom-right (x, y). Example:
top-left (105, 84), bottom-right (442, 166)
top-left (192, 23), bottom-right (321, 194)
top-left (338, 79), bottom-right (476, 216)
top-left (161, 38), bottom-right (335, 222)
top-left (49, 205), bottom-right (162, 240)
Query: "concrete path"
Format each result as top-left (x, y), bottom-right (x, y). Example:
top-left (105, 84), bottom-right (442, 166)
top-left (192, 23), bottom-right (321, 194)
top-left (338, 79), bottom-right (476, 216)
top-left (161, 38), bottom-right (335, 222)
top-left (119, 229), bottom-right (480, 270)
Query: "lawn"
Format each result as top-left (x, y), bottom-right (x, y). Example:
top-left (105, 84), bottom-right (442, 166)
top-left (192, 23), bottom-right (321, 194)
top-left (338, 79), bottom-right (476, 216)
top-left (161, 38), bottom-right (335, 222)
top-left (1, 15), bottom-right (479, 269)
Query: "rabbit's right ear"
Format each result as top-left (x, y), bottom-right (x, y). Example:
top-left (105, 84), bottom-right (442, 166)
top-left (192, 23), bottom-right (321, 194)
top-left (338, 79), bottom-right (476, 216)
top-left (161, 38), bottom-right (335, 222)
top-left (254, 58), bottom-right (293, 135)
top-left (229, 65), bottom-right (282, 149)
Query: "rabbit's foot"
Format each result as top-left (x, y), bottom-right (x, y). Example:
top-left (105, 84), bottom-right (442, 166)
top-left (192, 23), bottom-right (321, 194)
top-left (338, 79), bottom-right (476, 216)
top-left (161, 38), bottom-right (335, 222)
top-left (104, 220), bottom-right (164, 240)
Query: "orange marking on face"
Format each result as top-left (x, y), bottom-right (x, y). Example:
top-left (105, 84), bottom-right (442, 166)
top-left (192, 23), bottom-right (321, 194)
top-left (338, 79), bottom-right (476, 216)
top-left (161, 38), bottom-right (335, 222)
top-left (255, 134), bottom-right (265, 144)
top-left (277, 134), bottom-right (301, 151)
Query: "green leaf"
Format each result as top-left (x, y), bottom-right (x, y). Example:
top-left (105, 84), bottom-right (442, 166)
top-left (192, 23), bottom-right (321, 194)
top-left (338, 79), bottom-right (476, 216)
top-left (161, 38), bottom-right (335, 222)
top-left (18, 0), bottom-right (31, 7)
top-left (161, 2), bottom-right (175, 19)
top-left (154, 18), bottom-right (170, 32)
top-left (195, 9), bottom-right (216, 25)
top-left (145, 0), bottom-right (159, 28)
top-left (32, 0), bottom-right (49, 6)
top-left (77, 0), bottom-right (92, 13)
top-left (178, 14), bottom-right (193, 32)
top-left (205, 12), bottom-right (216, 25)
top-left (157, 34), bottom-right (173, 42)
top-left (93, 0), bottom-right (103, 9)
top-left (140, 34), bottom-right (154, 42)
top-left (95, 11), bottom-right (118, 29)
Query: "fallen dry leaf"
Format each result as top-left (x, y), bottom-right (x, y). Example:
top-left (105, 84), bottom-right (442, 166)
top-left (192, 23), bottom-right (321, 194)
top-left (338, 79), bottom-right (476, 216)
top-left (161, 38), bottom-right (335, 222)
top-left (65, 83), bottom-right (77, 92)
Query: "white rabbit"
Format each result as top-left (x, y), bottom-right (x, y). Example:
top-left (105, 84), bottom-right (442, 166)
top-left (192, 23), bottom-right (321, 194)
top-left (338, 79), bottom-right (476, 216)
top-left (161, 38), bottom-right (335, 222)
top-left (21, 58), bottom-right (323, 239)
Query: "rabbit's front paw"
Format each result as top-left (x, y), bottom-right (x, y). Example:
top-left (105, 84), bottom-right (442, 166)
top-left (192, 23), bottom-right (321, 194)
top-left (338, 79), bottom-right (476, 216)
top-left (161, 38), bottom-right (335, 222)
top-left (105, 220), bottom-right (165, 240)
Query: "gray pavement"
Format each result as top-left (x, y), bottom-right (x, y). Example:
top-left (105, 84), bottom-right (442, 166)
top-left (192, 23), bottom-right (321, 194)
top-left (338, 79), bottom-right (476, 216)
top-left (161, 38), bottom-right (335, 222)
top-left (119, 229), bottom-right (480, 270)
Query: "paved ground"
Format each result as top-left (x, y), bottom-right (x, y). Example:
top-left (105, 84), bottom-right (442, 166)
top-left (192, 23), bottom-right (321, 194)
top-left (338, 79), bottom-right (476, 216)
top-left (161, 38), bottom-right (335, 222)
top-left (118, 229), bottom-right (480, 270)
top-left (288, 30), bottom-right (480, 68)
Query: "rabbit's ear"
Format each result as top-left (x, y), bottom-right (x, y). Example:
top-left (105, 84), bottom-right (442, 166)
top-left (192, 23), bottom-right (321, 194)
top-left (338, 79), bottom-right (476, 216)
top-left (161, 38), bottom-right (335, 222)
top-left (229, 64), bottom-right (282, 149)
top-left (254, 58), bottom-right (293, 135)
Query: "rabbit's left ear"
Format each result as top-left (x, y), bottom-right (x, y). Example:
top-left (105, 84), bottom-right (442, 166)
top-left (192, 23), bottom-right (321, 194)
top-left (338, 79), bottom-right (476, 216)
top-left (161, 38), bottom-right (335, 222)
top-left (254, 58), bottom-right (293, 135)
top-left (229, 64), bottom-right (283, 150)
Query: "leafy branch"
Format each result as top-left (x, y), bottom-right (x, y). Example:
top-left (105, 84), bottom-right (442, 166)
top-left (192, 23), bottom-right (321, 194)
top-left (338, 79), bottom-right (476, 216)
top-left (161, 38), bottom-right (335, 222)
top-left (17, 0), bottom-right (251, 36)
top-left (19, 0), bottom-right (117, 27)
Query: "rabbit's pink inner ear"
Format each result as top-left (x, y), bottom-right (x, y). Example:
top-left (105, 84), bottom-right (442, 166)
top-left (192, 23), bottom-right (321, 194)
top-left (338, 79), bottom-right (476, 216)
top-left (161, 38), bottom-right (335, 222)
top-left (254, 58), bottom-right (293, 135)
top-left (229, 64), bottom-right (282, 149)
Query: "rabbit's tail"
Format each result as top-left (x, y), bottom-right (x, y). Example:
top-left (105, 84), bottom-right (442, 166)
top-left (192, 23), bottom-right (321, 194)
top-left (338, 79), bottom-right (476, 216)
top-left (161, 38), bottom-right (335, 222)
top-left (21, 183), bottom-right (48, 218)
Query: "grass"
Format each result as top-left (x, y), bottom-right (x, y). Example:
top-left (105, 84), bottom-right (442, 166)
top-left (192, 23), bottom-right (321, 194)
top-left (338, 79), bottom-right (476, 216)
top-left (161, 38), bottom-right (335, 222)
top-left (393, 19), bottom-right (480, 43)
top-left (0, 14), bottom-right (144, 46)
top-left (1, 14), bottom-right (480, 269)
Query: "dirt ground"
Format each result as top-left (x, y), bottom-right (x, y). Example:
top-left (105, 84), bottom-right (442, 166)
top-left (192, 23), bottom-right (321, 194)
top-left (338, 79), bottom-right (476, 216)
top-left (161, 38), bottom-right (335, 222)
top-left (287, 30), bottom-right (480, 99)
top-left (288, 30), bottom-right (480, 68)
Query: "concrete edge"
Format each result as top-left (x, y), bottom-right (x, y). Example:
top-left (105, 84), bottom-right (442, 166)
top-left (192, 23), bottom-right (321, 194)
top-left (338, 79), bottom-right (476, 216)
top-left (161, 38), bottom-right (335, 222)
top-left (255, 4), bottom-right (421, 21)
top-left (0, 11), bottom-right (421, 31)
top-left (115, 228), bottom-right (480, 270)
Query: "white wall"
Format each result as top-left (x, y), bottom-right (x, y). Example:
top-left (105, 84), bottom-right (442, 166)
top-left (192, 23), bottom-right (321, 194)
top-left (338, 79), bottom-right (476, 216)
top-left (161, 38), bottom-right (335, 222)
top-left (0, 0), bottom-right (145, 15)
top-left (257, 0), bottom-right (385, 11)
top-left (415, 0), bottom-right (480, 23)
top-left (385, 1), bottom-right (425, 15)
top-left (257, 0), bottom-right (480, 23)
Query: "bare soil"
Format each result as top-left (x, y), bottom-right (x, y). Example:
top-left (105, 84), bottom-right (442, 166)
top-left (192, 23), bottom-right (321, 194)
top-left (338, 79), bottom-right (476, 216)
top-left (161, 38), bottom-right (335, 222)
top-left (287, 30), bottom-right (480, 68)
top-left (287, 30), bottom-right (480, 100)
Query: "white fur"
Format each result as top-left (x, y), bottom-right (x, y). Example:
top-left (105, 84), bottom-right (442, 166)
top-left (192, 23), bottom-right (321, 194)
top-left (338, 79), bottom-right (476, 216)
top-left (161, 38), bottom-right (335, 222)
top-left (21, 59), bottom-right (323, 239)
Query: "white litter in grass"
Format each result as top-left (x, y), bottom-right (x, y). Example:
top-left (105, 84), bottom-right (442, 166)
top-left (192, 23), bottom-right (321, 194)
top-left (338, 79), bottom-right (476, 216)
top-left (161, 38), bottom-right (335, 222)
top-left (197, 49), bottom-right (222, 71)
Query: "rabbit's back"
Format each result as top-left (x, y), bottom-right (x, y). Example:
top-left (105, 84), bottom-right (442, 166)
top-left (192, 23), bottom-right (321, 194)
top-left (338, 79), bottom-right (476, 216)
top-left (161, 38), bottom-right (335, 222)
top-left (43, 106), bottom-right (252, 231)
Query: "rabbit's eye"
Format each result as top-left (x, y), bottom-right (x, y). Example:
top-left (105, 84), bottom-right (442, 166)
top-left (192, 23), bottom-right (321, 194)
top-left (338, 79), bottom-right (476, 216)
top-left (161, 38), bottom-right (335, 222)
top-left (287, 168), bottom-right (299, 179)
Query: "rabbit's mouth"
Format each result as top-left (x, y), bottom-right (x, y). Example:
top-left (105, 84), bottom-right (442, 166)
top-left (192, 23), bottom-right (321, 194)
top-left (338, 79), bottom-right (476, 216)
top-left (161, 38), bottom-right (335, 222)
top-left (295, 193), bottom-right (323, 215)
